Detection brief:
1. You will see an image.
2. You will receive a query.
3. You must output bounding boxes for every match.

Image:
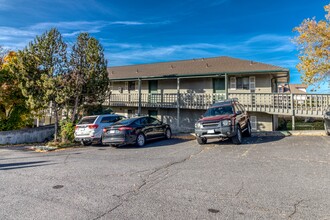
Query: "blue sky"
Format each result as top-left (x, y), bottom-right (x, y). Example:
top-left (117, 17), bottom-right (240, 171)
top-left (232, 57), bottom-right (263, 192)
top-left (0, 0), bottom-right (329, 92)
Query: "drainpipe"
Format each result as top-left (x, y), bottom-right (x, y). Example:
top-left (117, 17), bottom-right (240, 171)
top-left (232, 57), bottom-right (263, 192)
top-left (225, 73), bottom-right (228, 99)
top-left (291, 93), bottom-right (295, 130)
top-left (138, 78), bottom-right (142, 116)
top-left (177, 78), bottom-right (180, 131)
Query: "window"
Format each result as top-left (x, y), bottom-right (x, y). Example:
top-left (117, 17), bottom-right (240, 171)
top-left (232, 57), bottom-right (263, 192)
top-left (148, 117), bottom-right (161, 125)
top-left (237, 77), bottom-right (249, 90)
top-left (230, 77), bottom-right (236, 90)
top-left (78, 116), bottom-right (97, 125)
top-left (148, 110), bottom-right (158, 117)
top-left (109, 81), bottom-right (114, 91)
top-left (239, 104), bottom-right (246, 112)
top-left (203, 106), bottom-right (234, 117)
top-left (127, 109), bottom-right (135, 118)
top-left (249, 76), bottom-right (255, 90)
top-left (235, 104), bottom-right (244, 113)
top-left (278, 86), bottom-right (284, 93)
top-left (250, 116), bottom-right (257, 131)
top-left (140, 117), bottom-right (148, 125)
top-left (100, 116), bottom-right (121, 123)
top-left (128, 81), bottom-right (136, 91)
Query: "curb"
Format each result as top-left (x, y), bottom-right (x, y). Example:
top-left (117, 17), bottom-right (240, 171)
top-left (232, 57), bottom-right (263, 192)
top-left (288, 130), bottom-right (328, 136)
top-left (174, 131), bottom-right (328, 138)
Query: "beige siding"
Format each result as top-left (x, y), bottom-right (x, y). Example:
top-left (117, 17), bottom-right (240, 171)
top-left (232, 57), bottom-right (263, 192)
top-left (112, 78), bottom-right (214, 94)
top-left (112, 74), bottom-right (272, 95)
top-left (228, 74), bottom-right (272, 94)
top-left (249, 112), bottom-right (273, 131)
top-left (255, 74), bottom-right (272, 93)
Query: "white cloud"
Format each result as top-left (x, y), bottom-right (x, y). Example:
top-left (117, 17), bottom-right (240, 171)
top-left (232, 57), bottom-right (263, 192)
top-left (0, 19), bottom-right (170, 50)
top-left (105, 34), bottom-right (296, 67)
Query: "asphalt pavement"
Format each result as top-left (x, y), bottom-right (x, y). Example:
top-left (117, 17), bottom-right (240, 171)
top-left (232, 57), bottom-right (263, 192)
top-left (0, 135), bottom-right (330, 219)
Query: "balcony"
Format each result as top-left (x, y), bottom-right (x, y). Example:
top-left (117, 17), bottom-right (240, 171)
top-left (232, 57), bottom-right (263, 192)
top-left (106, 93), bottom-right (330, 117)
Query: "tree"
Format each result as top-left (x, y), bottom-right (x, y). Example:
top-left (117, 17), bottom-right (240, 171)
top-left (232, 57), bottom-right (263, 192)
top-left (17, 28), bottom-right (69, 140)
top-left (294, 3), bottom-right (330, 87)
top-left (68, 33), bottom-right (109, 122)
top-left (0, 50), bottom-right (32, 131)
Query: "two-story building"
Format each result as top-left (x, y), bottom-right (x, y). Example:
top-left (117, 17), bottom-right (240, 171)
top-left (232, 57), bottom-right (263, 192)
top-left (106, 56), bottom-right (290, 132)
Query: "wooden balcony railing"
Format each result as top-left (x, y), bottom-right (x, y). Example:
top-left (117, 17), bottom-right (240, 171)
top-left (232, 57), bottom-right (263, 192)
top-left (106, 93), bottom-right (330, 117)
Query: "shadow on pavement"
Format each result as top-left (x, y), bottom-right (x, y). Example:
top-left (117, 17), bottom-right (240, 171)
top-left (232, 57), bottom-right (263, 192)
top-left (0, 161), bottom-right (55, 171)
top-left (92, 136), bottom-right (194, 149)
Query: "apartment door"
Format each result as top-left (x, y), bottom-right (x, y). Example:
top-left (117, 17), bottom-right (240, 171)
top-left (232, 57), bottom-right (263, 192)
top-left (148, 80), bottom-right (158, 103)
top-left (213, 78), bottom-right (225, 101)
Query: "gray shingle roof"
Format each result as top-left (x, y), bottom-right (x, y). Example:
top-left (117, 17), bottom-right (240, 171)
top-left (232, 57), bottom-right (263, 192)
top-left (108, 56), bottom-right (289, 80)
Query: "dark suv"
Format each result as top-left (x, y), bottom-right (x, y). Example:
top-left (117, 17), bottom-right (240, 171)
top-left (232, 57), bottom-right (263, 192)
top-left (195, 99), bottom-right (251, 145)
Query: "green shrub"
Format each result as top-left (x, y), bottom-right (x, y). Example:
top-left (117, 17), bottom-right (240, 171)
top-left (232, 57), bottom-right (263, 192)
top-left (60, 119), bottom-right (75, 142)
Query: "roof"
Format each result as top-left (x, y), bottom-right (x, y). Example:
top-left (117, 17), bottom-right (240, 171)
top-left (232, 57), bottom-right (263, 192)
top-left (108, 56), bottom-right (289, 80)
top-left (288, 84), bottom-right (308, 94)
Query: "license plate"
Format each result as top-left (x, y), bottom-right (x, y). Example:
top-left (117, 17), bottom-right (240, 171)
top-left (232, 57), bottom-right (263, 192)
top-left (207, 130), bottom-right (215, 134)
top-left (110, 130), bottom-right (116, 134)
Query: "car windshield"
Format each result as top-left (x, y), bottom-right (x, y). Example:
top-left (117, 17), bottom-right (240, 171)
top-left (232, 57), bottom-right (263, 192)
top-left (78, 116), bottom-right (97, 124)
top-left (203, 105), bottom-right (233, 117)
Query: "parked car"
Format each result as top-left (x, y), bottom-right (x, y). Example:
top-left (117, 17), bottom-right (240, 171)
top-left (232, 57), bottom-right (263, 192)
top-left (324, 107), bottom-right (330, 136)
top-left (195, 98), bottom-right (251, 145)
top-left (102, 116), bottom-right (172, 147)
top-left (74, 114), bottom-right (125, 146)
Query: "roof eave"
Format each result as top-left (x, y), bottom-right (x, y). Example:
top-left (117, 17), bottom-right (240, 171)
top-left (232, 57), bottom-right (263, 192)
top-left (109, 69), bottom-right (289, 81)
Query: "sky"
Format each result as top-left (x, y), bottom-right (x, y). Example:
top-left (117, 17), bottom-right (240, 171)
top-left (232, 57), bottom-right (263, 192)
top-left (0, 0), bottom-right (329, 92)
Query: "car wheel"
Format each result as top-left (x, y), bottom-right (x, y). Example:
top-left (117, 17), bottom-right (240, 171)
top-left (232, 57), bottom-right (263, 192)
top-left (196, 137), bottom-right (207, 145)
top-left (165, 128), bottom-right (172, 139)
top-left (232, 125), bottom-right (242, 145)
top-left (243, 121), bottom-right (252, 137)
top-left (81, 140), bottom-right (92, 146)
top-left (136, 133), bottom-right (146, 147)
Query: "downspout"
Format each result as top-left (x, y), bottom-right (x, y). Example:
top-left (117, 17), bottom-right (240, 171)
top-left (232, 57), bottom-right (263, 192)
top-left (176, 78), bottom-right (180, 131)
top-left (138, 78), bottom-right (142, 116)
top-left (225, 73), bottom-right (228, 99)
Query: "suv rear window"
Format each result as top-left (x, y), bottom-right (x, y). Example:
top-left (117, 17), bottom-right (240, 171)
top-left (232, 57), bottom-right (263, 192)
top-left (78, 116), bottom-right (97, 124)
top-left (101, 116), bottom-right (121, 123)
top-left (204, 105), bottom-right (233, 117)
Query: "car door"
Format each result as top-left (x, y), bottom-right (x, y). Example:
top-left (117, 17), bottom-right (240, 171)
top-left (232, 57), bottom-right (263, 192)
top-left (148, 117), bottom-right (164, 138)
top-left (139, 117), bottom-right (153, 140)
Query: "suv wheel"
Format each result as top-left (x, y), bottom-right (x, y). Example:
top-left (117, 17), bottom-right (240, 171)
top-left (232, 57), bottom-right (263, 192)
top-left (196, 137), bottom-right (207, 145)
top-left (81, 140), bottom-right (92, 146)
top-left (136, 133), bottom-right (146, 147)
top-left (232, 125), bottom-right (242, 145)
top-left (243, 121), bottom-right (252, 137)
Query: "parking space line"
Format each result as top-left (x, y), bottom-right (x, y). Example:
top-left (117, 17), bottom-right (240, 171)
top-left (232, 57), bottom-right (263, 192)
top-left (241, 144), bottom-right (257, 157)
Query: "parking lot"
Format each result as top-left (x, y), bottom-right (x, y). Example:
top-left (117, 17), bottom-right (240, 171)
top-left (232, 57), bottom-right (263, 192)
top-left (1, 135), bottom-right (330, 219)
